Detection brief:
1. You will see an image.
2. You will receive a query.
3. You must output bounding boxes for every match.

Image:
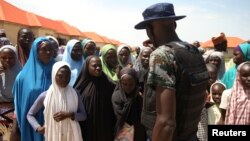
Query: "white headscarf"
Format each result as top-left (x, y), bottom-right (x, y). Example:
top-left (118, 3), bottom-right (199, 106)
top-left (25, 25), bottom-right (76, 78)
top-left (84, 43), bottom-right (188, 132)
top-left (44, 61), bottom-right (82, 141)
top-left (117, 44), bottom-right (135, 68)
top-left (206, 51), bottom-right (225, 80)
top-left (0, 45), bottom-right (21, 102)
top-left (46, 35), bottom-right (59, 47)
top-left (209, 81), bottom-right (226, 103)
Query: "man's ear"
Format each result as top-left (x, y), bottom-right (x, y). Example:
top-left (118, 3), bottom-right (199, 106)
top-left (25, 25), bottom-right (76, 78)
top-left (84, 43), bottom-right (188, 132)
top-left (146, 25), bottom-right (156, 47)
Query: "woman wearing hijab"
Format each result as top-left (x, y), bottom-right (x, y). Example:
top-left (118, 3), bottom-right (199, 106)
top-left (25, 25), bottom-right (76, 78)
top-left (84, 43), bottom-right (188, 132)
top-left (225, 61), bottom-right (250, 124)
top-left (112, 68), bottom-right (146, 141)
top-left (27, 61), bottom-right (86, 141)
top-left (46, 36), bottom-right (60, 62)
top-left (100, 44), bottom-right (119, 84)
top-left (0, 45), bottom-right (21, 127)
top-left (222, 43), bottom-right (250, 89)
top-left (117, 44), bottom-right (135, 68)
top-left (206, 51), bottom-right (225, 80)
top-left (0, 45), bottom-right (21, 102)
top-left (81, 39), bottom-right (97, 59)
top-left (207, 82), bottom-right (226, 125)
top-left (74, 55), bottom-right (116, 141)
top-left (62, 39), bottom-right (83, 86)
top-left (13, 37), bottom-right (54, 141)
top-left (133, 47), bottom-right (153, 94)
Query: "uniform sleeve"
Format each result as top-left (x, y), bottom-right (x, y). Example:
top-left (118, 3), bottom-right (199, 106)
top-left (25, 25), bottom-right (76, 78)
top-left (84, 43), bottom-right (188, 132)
top-left (147, 47), bottom-right (176, 90)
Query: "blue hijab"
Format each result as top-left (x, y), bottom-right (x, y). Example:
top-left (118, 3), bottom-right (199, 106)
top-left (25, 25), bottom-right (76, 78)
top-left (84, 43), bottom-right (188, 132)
top-left (222, 43), bottom-right (250, 89)
top-left (13, 37), bottom-right (55, 141)
top-left (62, 39), bottom-right (83, 86)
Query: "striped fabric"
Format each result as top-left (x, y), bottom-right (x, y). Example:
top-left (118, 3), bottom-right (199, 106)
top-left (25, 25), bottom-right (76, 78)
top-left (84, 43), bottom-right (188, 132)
top-left (225, 62), bottom-right (250, 125)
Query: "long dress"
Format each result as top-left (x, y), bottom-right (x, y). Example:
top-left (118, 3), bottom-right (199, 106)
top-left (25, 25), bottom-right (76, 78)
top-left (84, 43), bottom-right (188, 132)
top-left (13, 37), bottom-right (54, 141)
top-left (74, 55), bottom-right (116, 141)
top-left (62, 39), bottom-right (84, 86)
top-left (112, 68), bottom-right (146, 141)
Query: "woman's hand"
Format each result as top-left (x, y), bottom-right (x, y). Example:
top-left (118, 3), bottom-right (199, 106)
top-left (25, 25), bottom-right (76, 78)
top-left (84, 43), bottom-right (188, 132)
top-left (37, 126), bottom-right (45, 135)
top-left (53, 111), bottom-right (74, 122)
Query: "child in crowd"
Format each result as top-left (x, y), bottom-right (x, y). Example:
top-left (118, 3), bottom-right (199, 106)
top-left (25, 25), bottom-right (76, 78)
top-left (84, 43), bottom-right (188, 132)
top-left (207, 82), bottom-right (226, 124)
top-left (225, 61), bottom-right (250, 125)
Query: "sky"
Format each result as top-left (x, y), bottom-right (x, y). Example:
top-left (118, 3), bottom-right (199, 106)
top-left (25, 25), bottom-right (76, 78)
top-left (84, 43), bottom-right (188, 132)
top-left (5, 0), bottom-right (250, 46)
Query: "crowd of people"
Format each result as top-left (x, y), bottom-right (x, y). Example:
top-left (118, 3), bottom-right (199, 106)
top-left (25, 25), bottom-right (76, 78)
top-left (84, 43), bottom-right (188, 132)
top-left (0, 2), bottom-right (249, 141)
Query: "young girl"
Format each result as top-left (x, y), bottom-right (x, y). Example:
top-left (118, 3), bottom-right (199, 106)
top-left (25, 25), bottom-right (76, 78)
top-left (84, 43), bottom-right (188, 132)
top-left (112, 68), bottom-right (146, 141)
top-left (207, 82), bottom-right (226, 124)
top-left (27, 61), bottom-right (86, 141)
top-left (225, 61), bottom-right (250, 124)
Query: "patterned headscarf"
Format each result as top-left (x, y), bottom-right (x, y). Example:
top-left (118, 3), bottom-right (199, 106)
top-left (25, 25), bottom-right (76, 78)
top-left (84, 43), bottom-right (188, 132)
top-left (225, 61), bottom-right (250, 124)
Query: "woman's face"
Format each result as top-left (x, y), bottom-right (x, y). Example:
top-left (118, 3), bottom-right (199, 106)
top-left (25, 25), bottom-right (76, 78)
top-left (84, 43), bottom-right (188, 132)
top-left (233, 50), bottom-right (244, 65)
top-left (105, 49), bottom-right (118, 69)
top-left (88, 57), bottom-right (102, 77)
top-left (239, 64), bottom-right (250, 89)
top-left (84, 42), bottom-right (96, 57)
top-left (121, 74), bottom-right (136, 94)
top-left (0, 48), bottom-right (16, 70)
top-left (71, 42), bottom-right (83, 61)
top-left (211, 84), bottom-right (225, 105)
top-left (38, 41), bottom-right (53, 64)
top-left (141, 49), bottom-right (152, 68)
top-left (208, 56), bottom-right (221, 68)
top-left (55, 66), bottom-right (71, 88)
top-left (118, 48), bottom-right (130, 64)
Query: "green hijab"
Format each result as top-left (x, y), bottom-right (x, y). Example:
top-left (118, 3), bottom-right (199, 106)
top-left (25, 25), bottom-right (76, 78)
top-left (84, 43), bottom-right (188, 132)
top-left (100, 44), bottom-right (119, 83)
